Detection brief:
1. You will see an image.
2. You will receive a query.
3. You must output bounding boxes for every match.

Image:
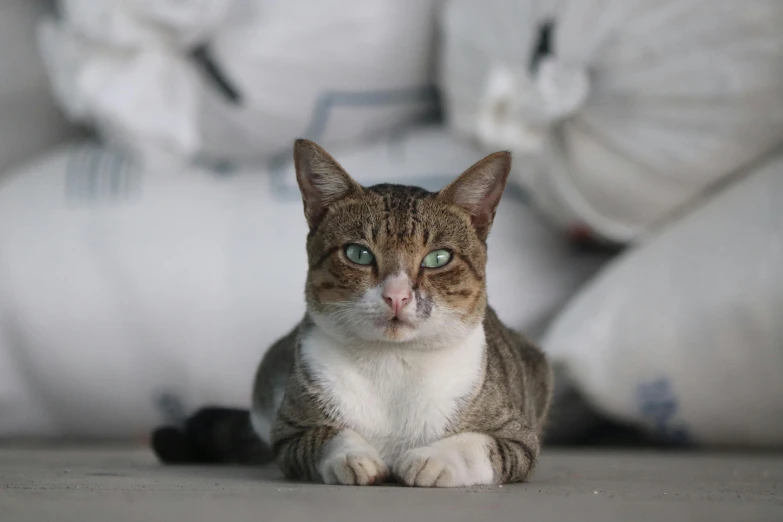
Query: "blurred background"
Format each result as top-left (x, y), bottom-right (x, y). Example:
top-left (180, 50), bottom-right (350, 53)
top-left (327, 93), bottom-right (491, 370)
top-left (0, 0), bottom-right (781, 451)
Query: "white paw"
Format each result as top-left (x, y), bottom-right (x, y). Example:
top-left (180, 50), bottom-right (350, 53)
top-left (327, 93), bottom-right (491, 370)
top-left (394, 434), bottom-right (495, 487)
top-left (319, 430), bottom-right (388, 486)
top-left (320, 451), bottom-right (388, 486)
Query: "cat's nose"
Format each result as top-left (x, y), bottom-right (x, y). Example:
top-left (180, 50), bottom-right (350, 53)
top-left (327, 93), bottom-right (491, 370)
top-left (382, 274), bottom-right (413, 316)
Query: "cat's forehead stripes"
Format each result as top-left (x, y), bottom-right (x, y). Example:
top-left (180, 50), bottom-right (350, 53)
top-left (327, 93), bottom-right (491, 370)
top-left (359, 184), bottom-right (452, 281)
top-left (368, 184), bottom-right (432, 241)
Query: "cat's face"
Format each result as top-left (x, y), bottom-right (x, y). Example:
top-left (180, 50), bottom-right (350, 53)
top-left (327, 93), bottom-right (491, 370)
top-left (294, 140), bottom-right (511, 346)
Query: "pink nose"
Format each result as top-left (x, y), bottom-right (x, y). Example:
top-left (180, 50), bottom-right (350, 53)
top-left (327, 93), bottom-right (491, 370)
top-left (382, 277), bottom-right (412, 316)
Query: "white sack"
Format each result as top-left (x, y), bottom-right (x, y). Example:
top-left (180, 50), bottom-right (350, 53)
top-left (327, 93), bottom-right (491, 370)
top-left (0, 127), bottom-right (608, 438)
top-left (543, 153), bottom-right (783, 448)
top-left (440, 0), bottom-right (783, 242)
top-left (0, 0), bottom-right (78, 175)
top-left (38, 0), bottom-right (438, 166)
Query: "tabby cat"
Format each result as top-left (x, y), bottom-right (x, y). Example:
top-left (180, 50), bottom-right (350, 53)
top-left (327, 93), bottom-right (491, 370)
top-left (152, 139), bottom-right (553, 487)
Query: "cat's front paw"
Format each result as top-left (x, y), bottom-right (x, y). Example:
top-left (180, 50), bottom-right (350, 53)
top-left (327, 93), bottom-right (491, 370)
top-left (320, 451), bottom-right (388, 486)
top-left (318, 430), bottom-right (388, 486)
top-left (394, 434), bottom-right (495, 488)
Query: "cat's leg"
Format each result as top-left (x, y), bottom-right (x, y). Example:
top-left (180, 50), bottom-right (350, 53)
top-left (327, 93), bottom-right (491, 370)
top-left (274, 423), bottom-right (388, 485)
top-left (394, 430), bottom-right (539, 487)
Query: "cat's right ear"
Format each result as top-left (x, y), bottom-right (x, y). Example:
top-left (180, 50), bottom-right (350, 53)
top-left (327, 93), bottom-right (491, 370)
top-left (293, 139), bottom-right (362, 230)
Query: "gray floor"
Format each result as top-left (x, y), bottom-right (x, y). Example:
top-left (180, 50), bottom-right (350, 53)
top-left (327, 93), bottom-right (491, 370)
top-left (1, 446), bottom-right (781, 522)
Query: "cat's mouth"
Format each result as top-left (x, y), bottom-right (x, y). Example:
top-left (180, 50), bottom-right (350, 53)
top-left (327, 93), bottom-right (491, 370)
top-left (376, 316), bottom-right (411, 326)
top-left (374, 315), bottom-right (415, 333)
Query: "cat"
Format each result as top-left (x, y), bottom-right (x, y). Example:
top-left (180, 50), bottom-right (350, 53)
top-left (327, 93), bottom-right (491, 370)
top-left (151, 139), bottom-right (553, 487)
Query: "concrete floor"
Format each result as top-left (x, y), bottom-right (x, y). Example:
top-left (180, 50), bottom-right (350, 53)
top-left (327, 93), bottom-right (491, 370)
top-left (0, 446), bottom-right (781, 522)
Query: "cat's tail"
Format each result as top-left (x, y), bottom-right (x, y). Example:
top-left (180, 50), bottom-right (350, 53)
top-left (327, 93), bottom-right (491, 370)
top-left (151, 407), bottom-right (274, 465)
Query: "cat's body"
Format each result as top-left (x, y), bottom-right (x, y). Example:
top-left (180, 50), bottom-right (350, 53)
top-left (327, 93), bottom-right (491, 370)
top-left (152, 140), bottom-right (553, 487)
top-left (251, 307), bottom-right (550, 486)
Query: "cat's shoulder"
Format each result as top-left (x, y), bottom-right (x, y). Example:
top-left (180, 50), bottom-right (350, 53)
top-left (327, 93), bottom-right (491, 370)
top-left (483, 305), bottom-right (545, 360)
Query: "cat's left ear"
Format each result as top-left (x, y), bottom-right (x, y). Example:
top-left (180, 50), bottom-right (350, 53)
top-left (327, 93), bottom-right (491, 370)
top-left (293, 139), bottom-right (363, 230)
top-left (437, 151), bottom-right (512, 241)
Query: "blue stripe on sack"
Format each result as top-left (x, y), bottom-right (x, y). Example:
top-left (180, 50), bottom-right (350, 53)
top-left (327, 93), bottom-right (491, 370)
top-left (635, 378), bottom-right (692, 445)
top-left (154, 391), bottom-right (189, 428)
top-left (65, 144), bottom-right (141, 205)
top-left (265, 86), bottom-right (439, 200)
top-left (302, 86), bottom-right (439, 140)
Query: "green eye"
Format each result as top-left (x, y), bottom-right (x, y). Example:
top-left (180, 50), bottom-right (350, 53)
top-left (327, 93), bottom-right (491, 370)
top-left (422, 249), bottom-right (452, 268)
top-left (345, 244), bottom-right (375, 265)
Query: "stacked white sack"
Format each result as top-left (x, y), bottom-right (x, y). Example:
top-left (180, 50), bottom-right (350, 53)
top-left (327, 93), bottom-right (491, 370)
top-left (440, 0), bottom-right (783, 242)
top-left (0, 127), bottom-right (608, 438)
top-left (543, 153), bottom-right (783, 448)
top-left (38, 0), bottom-right (438, 166)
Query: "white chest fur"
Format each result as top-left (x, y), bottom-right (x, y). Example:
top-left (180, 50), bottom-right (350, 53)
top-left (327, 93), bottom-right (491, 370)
top-left (300, 325), bottom-right (486, 464)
